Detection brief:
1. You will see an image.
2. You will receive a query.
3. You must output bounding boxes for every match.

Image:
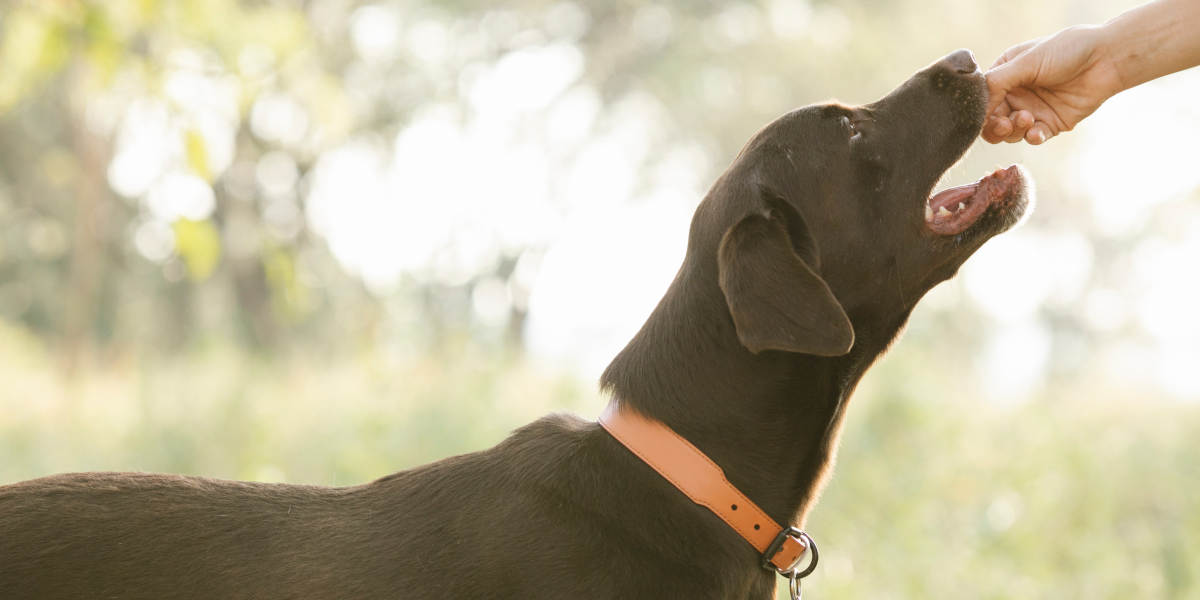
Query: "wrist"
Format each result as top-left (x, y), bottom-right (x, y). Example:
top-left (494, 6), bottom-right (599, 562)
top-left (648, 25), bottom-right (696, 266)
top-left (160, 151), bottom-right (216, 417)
top-left (1098, 0), bottom-right (1198, 93)
top-left (1088, 21), bottom-right (1135, 97)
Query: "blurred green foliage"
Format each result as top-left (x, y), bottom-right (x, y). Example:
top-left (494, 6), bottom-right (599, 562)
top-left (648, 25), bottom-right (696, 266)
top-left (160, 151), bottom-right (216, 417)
top-left (2, 325), bottom-right (1197, 598)
top-left (809, 346), bottom-right (1200, 599)
top-left (1, 0), bottom-right (1198, 598)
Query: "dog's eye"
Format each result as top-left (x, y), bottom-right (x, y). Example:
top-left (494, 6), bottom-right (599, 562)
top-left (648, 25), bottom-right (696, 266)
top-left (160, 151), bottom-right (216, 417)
top-left (841, 116), bottom-right (863, 141)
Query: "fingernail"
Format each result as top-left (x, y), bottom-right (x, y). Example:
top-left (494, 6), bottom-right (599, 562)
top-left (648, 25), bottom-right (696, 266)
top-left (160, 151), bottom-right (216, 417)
top-left (1032, 131), bottom-right (1046, 144)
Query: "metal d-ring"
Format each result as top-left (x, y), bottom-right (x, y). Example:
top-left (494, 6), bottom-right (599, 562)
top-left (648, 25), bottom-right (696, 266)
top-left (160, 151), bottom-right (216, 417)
top-left (785, 531), bottom-right (818, 600)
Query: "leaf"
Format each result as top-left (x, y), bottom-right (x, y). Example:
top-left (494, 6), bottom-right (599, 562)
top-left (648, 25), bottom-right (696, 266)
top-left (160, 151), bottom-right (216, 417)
top-left (172, 218), bottom-right (221, 281)
top-left (0, 8), bottom-right (71, 113)
top-left (262, 246), bottom-right (311, 320)
top-left (184, 129), bottom-right (211, 181)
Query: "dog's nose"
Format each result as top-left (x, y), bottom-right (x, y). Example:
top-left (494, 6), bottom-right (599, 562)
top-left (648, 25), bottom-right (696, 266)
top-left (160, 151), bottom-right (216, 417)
top-left (940, 49), bottom-right (979, 75)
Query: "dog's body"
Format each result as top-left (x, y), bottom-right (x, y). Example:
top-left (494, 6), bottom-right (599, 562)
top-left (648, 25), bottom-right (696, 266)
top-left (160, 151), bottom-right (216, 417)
top-left (1, 50), bottom-right (1030, 599)
top-left (2, 420), bottom-right (689, 599)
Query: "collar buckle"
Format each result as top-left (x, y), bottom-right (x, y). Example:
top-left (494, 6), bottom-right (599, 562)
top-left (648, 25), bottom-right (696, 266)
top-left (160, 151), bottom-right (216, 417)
top-left (763, 528), bottom-right (818, 600)
top-left (761, 527), bottom-right (819, 577)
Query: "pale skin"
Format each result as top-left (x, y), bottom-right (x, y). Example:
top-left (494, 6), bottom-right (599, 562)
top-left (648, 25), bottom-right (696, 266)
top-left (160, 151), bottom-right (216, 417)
top-left (983, 0), bottom-right (1200, 145)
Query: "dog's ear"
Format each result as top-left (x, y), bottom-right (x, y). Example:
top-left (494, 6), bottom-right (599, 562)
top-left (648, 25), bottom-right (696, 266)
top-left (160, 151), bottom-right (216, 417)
top-left (717, 194), bottom-right (854, 356)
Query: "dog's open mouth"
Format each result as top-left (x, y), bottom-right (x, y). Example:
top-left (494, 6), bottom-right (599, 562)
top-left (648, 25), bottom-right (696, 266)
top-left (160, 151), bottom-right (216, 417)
top-left (924, 165), bottom-right (1027, 236)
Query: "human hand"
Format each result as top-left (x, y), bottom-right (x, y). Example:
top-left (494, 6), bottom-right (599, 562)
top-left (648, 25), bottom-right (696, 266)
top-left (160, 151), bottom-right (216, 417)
top-left (982, 25), bottom-right (1124, 144)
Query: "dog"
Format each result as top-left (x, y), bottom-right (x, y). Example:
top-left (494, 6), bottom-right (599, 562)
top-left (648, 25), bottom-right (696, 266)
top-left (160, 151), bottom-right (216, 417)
top-left (0, 49), bottom-right (1029, 599)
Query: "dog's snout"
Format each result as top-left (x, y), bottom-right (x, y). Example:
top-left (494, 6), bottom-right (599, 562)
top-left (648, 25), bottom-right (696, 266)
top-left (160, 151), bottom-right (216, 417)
top-left (940, 49), bottom-right (979, 75)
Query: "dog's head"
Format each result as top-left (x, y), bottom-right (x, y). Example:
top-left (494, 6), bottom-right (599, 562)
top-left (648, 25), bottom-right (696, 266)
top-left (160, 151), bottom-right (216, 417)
top-left (697, 49), bottom-right (1031, 357)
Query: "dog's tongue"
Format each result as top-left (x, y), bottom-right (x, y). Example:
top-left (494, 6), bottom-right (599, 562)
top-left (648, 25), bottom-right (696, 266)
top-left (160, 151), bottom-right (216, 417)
top-left (925, 166), bottom-right (1020, 235)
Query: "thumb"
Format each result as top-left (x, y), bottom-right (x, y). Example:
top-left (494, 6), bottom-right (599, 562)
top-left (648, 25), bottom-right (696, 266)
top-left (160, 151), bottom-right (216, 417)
top-left (984, 56), bottom-right (1036, 116)
top-left (984, 39), bottom-right (1041, 115)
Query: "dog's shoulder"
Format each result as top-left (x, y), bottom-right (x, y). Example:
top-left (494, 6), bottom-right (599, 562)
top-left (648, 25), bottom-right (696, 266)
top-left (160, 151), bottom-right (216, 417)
top-left (507, 411), bottom-right (596, 444)
top-left (490, 412), bottom-right (609, 473)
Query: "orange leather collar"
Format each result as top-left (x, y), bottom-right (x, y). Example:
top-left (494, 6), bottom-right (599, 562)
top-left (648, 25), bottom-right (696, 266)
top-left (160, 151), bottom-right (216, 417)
top-left (598, 401), bottom-right (814, 575)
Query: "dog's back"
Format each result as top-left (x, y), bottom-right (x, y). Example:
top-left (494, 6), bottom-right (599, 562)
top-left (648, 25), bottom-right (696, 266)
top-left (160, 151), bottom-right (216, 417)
top-left (0, 471), bottom-right (385, 598)
top-left (0, 415), bottom-right (688, 600)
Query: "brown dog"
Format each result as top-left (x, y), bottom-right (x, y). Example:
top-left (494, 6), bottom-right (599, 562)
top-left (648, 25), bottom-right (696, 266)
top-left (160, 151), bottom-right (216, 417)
top-left (0, 49), bottom-right (1029, 599)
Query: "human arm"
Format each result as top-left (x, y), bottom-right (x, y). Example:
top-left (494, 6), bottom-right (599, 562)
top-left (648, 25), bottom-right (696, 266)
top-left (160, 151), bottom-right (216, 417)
top-left (983, 0), bottom-right (1200, 145)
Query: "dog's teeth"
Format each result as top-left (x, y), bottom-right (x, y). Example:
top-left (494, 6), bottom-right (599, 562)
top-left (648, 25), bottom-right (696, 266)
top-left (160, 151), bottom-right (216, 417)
top-left (937, 206), bottom-right (952, 217)
top-left (925, 204), bottom-right (933, 220)
top-left (957, 202), bottom-right (966, 211)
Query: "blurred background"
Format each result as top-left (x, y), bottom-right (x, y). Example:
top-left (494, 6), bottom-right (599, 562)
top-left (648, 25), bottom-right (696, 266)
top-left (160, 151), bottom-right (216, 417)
top-left (1, 0), bottom-right (1198, 597)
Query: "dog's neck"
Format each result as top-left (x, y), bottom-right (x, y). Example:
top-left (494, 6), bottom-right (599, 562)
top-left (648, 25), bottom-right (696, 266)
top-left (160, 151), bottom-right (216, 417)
top-left (600, 263), bottom-right (895, 527)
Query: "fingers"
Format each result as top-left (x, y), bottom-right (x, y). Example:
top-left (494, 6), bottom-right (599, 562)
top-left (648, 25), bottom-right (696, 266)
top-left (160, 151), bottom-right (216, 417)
top-left (982, 116), bottom-right (1013, 144)
top-left (981, 32), bottom-right (1078, 145)
top-left (1026, 122), bottom-right (1052, 145)
top-left (985, 59), bottom-right (1034, 117)
top-left (982, 116), bottom-right (1057, 145)
top-left (984, 38), bottom-right (1042, 116)
top-left (1003, 110), bottom-right (1035, 143)
top-left (981, 99), bottom-right (1012, 143)
top-left (982, 39), bottom-right (1046, 144)
top-left (981, 110), bottom-right (1053, 145)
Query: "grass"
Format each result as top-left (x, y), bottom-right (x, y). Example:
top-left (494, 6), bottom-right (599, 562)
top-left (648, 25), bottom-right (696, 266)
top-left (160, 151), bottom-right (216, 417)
top-left (1, 324), bottom-right (1196, 599)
